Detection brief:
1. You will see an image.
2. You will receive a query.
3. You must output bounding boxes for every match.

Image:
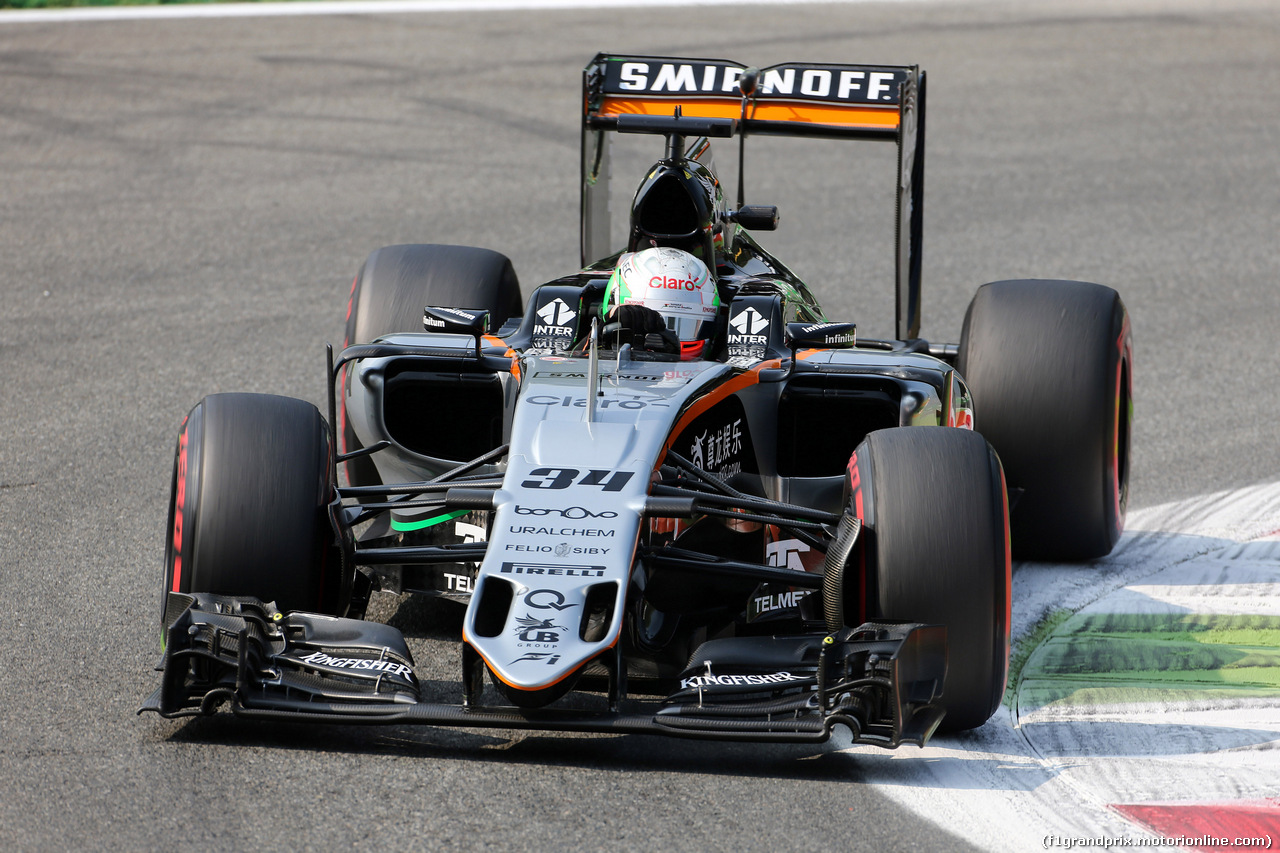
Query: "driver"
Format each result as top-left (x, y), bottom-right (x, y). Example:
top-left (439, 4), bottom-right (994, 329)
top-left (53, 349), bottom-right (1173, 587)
top-left (602, 247), bottom-right (720, 360)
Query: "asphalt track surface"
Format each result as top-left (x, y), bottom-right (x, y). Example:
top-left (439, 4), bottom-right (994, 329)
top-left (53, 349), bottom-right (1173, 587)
top-left (1, 0), bottom-right (1278, 850)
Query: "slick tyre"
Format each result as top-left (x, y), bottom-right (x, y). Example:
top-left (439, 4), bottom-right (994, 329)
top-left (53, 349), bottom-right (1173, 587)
top-left (958, 280), bottom-right (1132, 561)
top-left (340, 244), bottom-right (522, 487)
top-left (163, 393), bottom-right (345, 621)
top-left (831, 427), bottom-right (1011, 732)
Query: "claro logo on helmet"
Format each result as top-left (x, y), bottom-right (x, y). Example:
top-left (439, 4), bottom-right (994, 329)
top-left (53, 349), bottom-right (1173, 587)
top-left (649, 275), bottom-right (699, 291)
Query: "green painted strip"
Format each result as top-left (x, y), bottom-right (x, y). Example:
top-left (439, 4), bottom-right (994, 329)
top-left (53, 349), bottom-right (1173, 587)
top-left (1056, 612), bottom-right (1280, 641)
top-left (1031, 637), bottom-right (1280, 684)
top-left (1005, 608), bottom-right (1075, 708)
top-left (390, 509), bottom-right (469, 533)
top-left (1016, 612), bottom-right (1280, 712)
top-left (1017, 682), bottom-right (1280, 709)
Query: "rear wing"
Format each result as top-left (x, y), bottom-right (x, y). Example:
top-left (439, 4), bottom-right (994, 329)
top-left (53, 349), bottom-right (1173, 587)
top-left (581, 53), bottom-right (926, 341)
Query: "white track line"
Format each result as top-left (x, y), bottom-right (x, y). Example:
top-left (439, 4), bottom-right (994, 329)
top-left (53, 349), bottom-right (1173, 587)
top-left (0, 0), bottom-right (943, 26)
top-left (834, 482), bottom-right (1280, 851)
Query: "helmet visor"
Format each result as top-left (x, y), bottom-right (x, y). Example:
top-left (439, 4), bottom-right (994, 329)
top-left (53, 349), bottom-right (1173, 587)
top-left (664, 313), bottom-right (709, 342)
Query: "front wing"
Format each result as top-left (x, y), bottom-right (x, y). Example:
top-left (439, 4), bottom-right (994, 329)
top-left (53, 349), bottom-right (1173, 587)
top-left (141, 593), bottom-right (947, 748)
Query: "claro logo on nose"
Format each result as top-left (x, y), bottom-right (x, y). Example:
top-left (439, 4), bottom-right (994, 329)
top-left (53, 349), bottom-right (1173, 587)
top-left (649, 275), bottom-right (698, 291)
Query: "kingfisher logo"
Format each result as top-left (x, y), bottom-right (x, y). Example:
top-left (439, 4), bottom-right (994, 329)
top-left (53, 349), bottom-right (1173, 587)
top-left (299, 652), bottom-right (414, 681)
top-left (679, 670), bottom-right (805, 690)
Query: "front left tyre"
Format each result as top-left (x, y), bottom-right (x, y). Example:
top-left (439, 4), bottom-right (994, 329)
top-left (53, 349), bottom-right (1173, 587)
top-left (163, 393), bottom-right (346, 625)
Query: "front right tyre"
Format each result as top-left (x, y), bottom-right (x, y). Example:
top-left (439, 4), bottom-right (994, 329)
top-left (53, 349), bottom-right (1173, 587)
top-left (828, 427), bottom-right (1011, 732)
top-left (958, 279), bottom-right (1132, 560)
top-left (340, 243), bottom-right (522, 488)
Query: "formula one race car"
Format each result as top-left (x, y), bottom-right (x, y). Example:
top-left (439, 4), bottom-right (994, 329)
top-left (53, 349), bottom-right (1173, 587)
top-left (142, 54), bottom-right (1132, 747)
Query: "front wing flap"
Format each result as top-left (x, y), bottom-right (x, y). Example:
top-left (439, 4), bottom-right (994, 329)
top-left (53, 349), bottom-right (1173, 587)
top-left (142, 593), bottom-right (946, 748)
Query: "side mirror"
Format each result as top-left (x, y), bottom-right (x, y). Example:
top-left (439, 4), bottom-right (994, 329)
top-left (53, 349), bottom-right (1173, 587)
top-left (786, 321), bottom-right (857, 353)
top-left (423, 306), bottom-right (489, 359)
top-left (423, 306), bottom-right (489, 335)
top-left (731, 205), bottom-right (779, 232)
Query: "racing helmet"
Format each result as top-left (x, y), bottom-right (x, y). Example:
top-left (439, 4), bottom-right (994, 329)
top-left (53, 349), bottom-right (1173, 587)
top-left (604, 247), bottom-right (719, 359)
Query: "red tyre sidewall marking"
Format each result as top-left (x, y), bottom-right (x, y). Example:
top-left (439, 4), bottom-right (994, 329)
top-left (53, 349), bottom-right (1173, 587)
top-left (317, 435), bottom-right (332, 613)
top-left (338, 275), bottom-right (357, 461)
top-left (999, 459), bottom-right (1012, 692)
top-left (846, 450), bottom-right (867, 624)
top-left (171, 425), bottom-right (188, 593)
top-left (1112, 314), bottom-right (1133, 535)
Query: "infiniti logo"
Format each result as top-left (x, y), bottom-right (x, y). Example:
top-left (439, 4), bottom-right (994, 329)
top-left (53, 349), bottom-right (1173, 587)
top-left (515, 505), bottom-right (619, 520)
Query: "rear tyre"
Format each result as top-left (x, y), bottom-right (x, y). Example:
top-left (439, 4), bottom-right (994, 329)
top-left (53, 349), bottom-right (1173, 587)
top-left (958, 279), bottom-right (1132, 560)
top-left (340, 244), bottom-right (522, 487)
top-left (834, 427), bottom-right (1011, 732)
top-left (163, 393), bottom-right (345, 622)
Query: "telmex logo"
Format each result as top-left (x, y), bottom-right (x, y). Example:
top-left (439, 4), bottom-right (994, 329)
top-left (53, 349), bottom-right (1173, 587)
top-left (649, 275), bottom-right (697, 291)
top-left (612, 62), bottom-right (902, 104)
top-left (753, 589), bottom-right (812, 614)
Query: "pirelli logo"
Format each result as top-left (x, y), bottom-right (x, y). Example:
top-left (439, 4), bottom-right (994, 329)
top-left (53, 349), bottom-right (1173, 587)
top-left (603, 60), bottom-right (908, 106)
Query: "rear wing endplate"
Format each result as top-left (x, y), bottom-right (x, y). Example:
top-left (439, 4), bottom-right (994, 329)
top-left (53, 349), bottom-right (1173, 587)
top-left (581, 53), bottom-right (926, 340)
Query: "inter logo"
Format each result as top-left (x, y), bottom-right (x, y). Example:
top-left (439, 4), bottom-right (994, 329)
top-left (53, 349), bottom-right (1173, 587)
top-left (536, 298), bottom-right (577, 327)
top-left (730, 307), bottom-right (769, 336)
